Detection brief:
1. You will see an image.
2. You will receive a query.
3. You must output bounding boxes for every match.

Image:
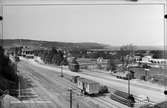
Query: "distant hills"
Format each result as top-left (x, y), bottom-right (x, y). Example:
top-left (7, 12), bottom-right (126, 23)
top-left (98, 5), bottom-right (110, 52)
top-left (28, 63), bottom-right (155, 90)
top-left (1, 39), bottom-right (164, 51)
top-left (2, 39), bottom-right (108, 50)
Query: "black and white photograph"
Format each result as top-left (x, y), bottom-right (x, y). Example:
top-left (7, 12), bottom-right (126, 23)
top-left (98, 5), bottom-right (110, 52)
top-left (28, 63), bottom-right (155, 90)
top-left (0, 0), bottom-right (167, 108)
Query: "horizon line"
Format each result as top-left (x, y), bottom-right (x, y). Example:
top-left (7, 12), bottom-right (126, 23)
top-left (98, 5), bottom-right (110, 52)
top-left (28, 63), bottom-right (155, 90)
top-left (1, 38), bottom-right (164, 47)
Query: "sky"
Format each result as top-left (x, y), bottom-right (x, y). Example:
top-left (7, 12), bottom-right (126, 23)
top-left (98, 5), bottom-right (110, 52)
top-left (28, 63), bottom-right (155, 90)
top-left (0, 0), bottom-right (165, 46)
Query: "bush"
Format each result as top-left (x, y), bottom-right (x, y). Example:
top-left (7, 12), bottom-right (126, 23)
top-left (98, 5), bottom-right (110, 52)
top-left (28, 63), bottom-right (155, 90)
top-left (0, 46), bottom-right (19, 97)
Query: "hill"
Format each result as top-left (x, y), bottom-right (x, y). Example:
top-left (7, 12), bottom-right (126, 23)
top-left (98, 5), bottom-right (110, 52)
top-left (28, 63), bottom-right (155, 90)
top-left (2, 39), bottom-right (108, 50)
top-left (1, 39), bottom-right (163, 51)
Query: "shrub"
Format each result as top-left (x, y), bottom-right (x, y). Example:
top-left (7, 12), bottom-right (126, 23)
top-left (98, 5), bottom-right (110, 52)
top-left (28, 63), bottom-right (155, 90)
top-left (0, 46), bottom-right (19, 97)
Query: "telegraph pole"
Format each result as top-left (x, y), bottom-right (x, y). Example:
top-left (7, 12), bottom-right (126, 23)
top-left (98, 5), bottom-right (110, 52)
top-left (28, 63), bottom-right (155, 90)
top-left (61, 65), bottom-right (64, 77)
top-left (128, 70), bottom-right (130, 96)
top-left (69, 89), bottom-right (72, 108)
top-left (0, 3), bottom-right (3, 47)
top-left (127, 55), bottom-right (130, 96)
top-left (18, 71), bottom-right (20, 99)
top-left (164, 0), bottom-right (167, 96)
top-left (76, 103), bottom-right (79, 108)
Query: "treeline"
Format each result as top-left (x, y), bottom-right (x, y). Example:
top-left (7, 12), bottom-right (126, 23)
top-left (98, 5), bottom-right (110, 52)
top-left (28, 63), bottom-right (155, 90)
top-left (69, 49), bottom-right (115, 59)
top-left (34, 48), bottom-right (68, 66)
top-left (0, 46), bottom-right (18, 96)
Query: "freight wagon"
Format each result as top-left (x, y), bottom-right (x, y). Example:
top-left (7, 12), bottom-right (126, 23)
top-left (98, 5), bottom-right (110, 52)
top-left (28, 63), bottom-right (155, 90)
top-left (77, 77), bottom-right (100, 95)
top-left (68, 63), bottom-right (80, 72)
top-left (68, 57), bottom-right (80, 72)
top-left (110, 90), bottom-right (135, 107)
top-left (112, 71), bottom-right (134, 80)
top-left (71, 76), bottom-right (108, 95)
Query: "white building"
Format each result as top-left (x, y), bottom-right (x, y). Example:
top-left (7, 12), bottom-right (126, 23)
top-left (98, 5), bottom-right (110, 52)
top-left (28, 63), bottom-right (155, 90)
top-left (141, 56), bottom-right (167, 66)
top-left (141, 56), bottom-right (152, 63)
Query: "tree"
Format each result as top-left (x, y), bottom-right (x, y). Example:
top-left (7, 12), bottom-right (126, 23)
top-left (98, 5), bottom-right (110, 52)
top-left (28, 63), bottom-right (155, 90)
top-left (150, 50), bottom-right (163, 59)
top-left (0, 46), bottom-right (19, 97)
top-left (39, 48), bottom-right (66, 66)
top-left (119, 44), bottom-right (136, 66)
top-left (106, 58), bottom-right (116, 71)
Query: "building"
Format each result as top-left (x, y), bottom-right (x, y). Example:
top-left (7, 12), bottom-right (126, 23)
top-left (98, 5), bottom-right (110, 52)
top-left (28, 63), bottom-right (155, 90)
top-left (141, 56), bottom-right (167, 68)
top-left (133, 56), bottom-right (141, 62)
top-left (21, 46), bottom-right (34, 58)
top-left (141, 56), bottom-right (152, 63)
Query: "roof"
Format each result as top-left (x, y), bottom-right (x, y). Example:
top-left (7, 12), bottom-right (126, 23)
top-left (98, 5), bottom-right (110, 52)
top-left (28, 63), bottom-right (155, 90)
top-left (143, 56), bottom-right (152, 59)
top-left (78, 77), bottom-right (99, 84)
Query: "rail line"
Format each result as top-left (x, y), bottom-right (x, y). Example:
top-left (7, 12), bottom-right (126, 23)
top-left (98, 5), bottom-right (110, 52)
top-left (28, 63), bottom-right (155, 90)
top-left (23, 59), bottom-right (157, 107)
top-left (21, 61), bottom-right (129, 108)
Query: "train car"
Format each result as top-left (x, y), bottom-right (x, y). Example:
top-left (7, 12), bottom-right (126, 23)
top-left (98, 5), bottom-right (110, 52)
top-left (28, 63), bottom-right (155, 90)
top-left (77, 77), bottom-right (100, 95)
top-left (68, 62), bottom-right (80, 72)
top-left (112, 71), bottom-right (134, 80)
top-left (110, 90), bottom-right (135, 107)
top-left (68, 57), bottom-right (80, 72)
top-left (71, 76), bottom-right (80, 83)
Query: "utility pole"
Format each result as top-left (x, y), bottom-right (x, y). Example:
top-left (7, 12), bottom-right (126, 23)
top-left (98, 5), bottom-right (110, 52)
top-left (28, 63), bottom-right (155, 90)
top-left (164, 0), bottom-right (167, 96)
top-left (18, 70), bottom-right (21, 99)
top-left (0, 3), bottom-right (3, 47)
top-left (60, 59), bottom-right (64, 77)
top-left (127, 55), bottom-right (130, 97)
top-left (69, 89), bottom-right (72, 108)
top-left (76, 103), bottom-right (79, 108)
top-left (16, 58), bottom-right (21, 99)
top-left (61, 65), bottom-right (64, 77)
top-left (128, 70), bottom-right (130, 96)
top-left (127, 55), bottom-right (132, 107)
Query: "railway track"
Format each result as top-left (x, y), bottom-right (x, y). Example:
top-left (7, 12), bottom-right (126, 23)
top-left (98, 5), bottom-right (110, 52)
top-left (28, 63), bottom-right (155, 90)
top-left (94, 97), bottom-right (124, 108)
top-left (80, 71), bottom-right (158, 102)
top-left (23, 59), bottom-right (158, 107)
top-left (21, 61), bottom-right (129, 108)
top-left (81, 71), bottom-right (161, 92)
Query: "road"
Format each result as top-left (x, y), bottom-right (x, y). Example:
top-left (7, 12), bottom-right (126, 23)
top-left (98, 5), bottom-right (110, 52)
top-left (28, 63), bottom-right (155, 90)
top-left (15, 59), bottom-right (128, 108)
top-left (26, 58), bottom-right (167, 104)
